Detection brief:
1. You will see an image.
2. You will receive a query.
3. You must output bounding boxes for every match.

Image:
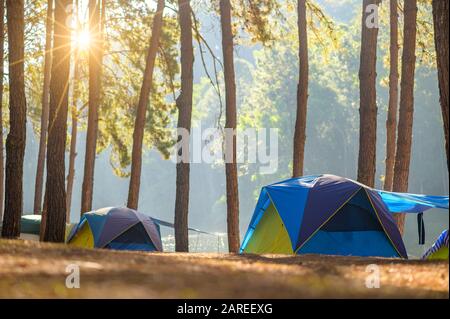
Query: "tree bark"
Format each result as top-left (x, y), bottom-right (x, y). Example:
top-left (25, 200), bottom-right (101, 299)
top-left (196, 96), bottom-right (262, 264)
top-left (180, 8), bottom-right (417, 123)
top-left (33, 0), bottom-right (53, 215)
top-left (432, 0), bottom-right (449, 171)
top-left (174, 0), bottom-right (194, 252)
top-left (43, 0), bottom-right (71, 242)
top-left (0, 0), bottom-right (5, 222)
top-left (292, 0), bottom-right (309, 178)
top-left (357, 0), bottom-right (380, 188)
top-left (384, 0), bottom-right (399, 191)
top-left (2, 0), bottom-right (27, 238)
top-left (81, 0), bottom-right (102, 215)
top-left (220, 0), bottom-right (240, 253)
top-left (393, 0), bottom-right (417, 235)
top-left (127, 0), bottom-right (165, 210)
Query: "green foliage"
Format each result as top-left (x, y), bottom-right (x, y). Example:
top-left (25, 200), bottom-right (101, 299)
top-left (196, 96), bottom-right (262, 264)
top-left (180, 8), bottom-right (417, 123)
top-left (232, 0), bottom-right (283, 45)
top-left (378, 0), bottom-right (436, 79)
top-left (90, 0), bottom-right (180, 177)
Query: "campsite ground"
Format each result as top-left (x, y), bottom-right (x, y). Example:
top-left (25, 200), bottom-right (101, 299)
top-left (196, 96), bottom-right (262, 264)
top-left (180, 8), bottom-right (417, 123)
top-left (0, 239), bottom-right (448, 298)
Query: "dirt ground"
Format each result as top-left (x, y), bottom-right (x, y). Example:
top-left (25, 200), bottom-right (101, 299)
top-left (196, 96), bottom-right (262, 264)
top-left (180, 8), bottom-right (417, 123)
top-left (0, 239), bottom-right (448, 298)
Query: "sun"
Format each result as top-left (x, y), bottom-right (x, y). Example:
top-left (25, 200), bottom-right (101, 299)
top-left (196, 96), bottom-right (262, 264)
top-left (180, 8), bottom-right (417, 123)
top-left (74, 29), bottom-right (91, 50)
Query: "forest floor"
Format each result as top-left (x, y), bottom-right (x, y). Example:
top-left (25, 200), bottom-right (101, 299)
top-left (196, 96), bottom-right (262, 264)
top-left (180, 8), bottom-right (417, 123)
top-left (0, 239), bottom-right (448, 298)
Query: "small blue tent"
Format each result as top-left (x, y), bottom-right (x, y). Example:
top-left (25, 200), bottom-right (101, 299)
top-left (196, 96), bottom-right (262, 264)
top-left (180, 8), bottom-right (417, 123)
top-left (241, 174), bottom-right (449, 258)
top-left (67, 207), bottom-right (163, 252)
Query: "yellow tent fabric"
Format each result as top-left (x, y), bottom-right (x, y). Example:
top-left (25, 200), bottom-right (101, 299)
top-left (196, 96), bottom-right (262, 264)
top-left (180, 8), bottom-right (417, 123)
top-left (69, 223), bottom-right (94, 248)
top-left (243, 202), bottom-right (293, 254)
top-left (427, 247), bottom-right (449, 260)
top-left (64, 224), bottom-right (77, 242)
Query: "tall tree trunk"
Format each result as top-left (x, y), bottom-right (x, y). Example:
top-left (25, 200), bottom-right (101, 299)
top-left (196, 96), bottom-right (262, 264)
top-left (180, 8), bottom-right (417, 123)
top-left (43, 0), bottom-right (71, 242)
top-left (127, 0), bottom-right (164, 210)
top-left (33, 0), bottom-right (53, 215)
top-left (174, 0), bottom-right (194, 252)
top-left (0, 0), bottom-right (5, 222)
top-left (292, 0), bottom-right (308, 178)
top-left (393, 0), bottom-right (417, 235)
top-left (1, 0), bottom-right (27, 238)
top-left (80, 0), bottom-right (102, 215)
top-left (432, 0), bottom-right (449, 171)
top-left (384, 0), bottom-right (399, 191)
top-left (66, 52), bottom-right (80, 221)
top-left (66, 0), bottom-right (81, 221)
top-left (357, 0), bottom-right (380, 188)
top-left (220, 0), bottom-right (240, 253)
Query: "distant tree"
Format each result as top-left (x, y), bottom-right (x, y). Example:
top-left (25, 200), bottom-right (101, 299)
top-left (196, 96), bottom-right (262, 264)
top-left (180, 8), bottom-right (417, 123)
top-left (66, 49), bottom-right (81, 221)
top-left (357, 0), bottom-right (381, 188)
top-left (33, 0), bottom-right (53, 215)
top-left (97, 0), bottom-right (177, 179)
top-left (2, 0), bottom-right (27, 238)
top-left (127, 0), bottom-right (165, 210)
top-left (292, 0), bottom-right (308, 178)
top-left (393, 0), bottom-right (418, 235)
top-left (384, 0), bottom-right (399, 191)
top-left (219, 0), bottom-right (240, 253)
top-left (174, 0), bottom-right (194, 252)
top-left (81, 0), bottom-right (103, 214)
top-left (0, 0), bottom-right (4, 221)
top-left (67, 0), bottom-right (90, 220)
top-left (42, 0), bottom-right (71, 242)
top-left (432, 0), bottom-right (449, 170)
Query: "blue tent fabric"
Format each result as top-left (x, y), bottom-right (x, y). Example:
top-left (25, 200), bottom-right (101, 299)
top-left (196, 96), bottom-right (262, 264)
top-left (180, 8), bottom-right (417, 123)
top-left (266, 185), bottom-right (310, 249)
top-left (84, 213), bottom-right (108, 246)
top-left (296, 175), bottom-right (361, 251)
top-left (365, 189), bottom-right (408, 258)
top-left (106, 223), bottom-right (157, 252)
top-left (242, 175), bottom-right (318, 251)
top-left (298, 230), bottom-right (399, 257)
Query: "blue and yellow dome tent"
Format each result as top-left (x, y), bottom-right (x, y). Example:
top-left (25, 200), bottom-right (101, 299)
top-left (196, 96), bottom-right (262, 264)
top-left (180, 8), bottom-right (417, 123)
top-left (67, 207), bottom-right (163, 252)
top-left (240, 174), bottom-right (449, 258)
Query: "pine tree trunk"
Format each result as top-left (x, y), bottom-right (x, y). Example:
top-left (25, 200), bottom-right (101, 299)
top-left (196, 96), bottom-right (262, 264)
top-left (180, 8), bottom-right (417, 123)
top-left (66, 52), bottom-right (80, 221)
top-left (2, 0), bottom-right (27, 238)
top-left (220, 0), bottom-right (240, 253)
top-left (357, 0), bottom-right (380, 188)
top-left (174, 0), bottom-right (194, 252)
top-left (81, 0), bottom-right (102, 215)
top-left (0, 0), bottom-right (5, 222)
top-left (292, 0), bottom-right (309, 178)
top-left (33, 0), bottom-right (53, 215)
top-left (432, 0), bottom-right (449, 171)
top-left (43, 0), bottom-right (71, 243)
top-left (384, 0), bottom-right (399, 191)
top-left (393, 0), bottom-right (417, 235)
top-left (127, 0), bottom-right (165, 210)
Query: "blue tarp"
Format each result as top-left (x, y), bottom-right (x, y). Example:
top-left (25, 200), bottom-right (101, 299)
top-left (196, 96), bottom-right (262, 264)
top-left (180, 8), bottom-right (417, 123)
top-left (377, 191), bottom-right (449, 213)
